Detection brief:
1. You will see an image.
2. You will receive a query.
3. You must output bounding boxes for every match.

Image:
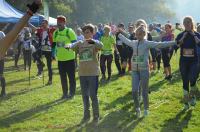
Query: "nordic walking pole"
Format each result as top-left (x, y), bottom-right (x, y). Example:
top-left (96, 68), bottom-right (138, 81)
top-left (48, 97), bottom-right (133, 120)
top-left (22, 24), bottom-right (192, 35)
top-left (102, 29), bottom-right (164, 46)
top-left (29, 66), bottom-right (31, 85)
top-left (42, 55), bottom-right (45, 86)
top-left (29, 51), bottom-right (31, 86)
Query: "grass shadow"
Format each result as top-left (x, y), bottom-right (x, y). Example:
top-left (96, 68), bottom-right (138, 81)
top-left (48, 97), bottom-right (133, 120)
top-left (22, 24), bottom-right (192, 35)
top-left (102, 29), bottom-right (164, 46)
top-left (65, 99), bottom-right (143, 132)
top-left (149, 70), bottom-right (181, 93)
top-left (0, 98), bottom-right (67, 128)
top-left (6, 75), bottom-right (36, 86)
top-left (161, 109), bottom-right (192, 132)
top-left (0, 85), bottom-right (46, 103)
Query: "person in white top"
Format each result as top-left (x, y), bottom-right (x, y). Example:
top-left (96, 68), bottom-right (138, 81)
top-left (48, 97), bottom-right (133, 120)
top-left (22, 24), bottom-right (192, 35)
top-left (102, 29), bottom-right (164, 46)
top-left (34, 20), bottom-right (55, 85)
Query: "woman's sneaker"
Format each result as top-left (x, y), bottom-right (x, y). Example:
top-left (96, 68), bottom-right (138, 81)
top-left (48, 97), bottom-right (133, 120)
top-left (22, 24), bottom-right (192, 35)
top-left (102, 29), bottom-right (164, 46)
top-left (136, 108), bottom-right (141, 118)
top-left (183, 103), bottom-right (190, 111)
top-left (144, 110), bottom-right (149, 117)
top-left (189, 97), bottom-right (196, 107)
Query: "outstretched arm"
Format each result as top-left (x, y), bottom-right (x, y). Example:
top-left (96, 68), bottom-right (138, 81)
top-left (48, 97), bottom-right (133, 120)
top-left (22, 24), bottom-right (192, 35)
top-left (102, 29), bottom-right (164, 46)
top-left (118, 33), bottom-right (137, 48)
top-left (0, 0), bottom-right (42, 59)
top-left (147, 40), bottom-right (176, 49)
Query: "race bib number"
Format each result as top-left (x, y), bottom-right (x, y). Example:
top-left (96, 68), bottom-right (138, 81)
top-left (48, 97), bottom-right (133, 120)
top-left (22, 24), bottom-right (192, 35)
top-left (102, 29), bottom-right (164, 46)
top-left (183, 49), bottom-right (194, 57)
top-left (132, 55), bottom-right (144, 64)
top-left (80, 48), bottom-right (93, 62)
top-left (57, 42), bottom-right (65, 47)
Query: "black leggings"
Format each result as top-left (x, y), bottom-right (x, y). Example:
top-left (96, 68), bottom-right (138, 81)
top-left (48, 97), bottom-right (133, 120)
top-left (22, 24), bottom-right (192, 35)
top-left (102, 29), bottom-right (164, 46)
top-left (100, 54), bottom-right (113, 76)
top-left (180, 60), bottom-right (198, 92)
top-left (0, 60), bottom-right (5, 94)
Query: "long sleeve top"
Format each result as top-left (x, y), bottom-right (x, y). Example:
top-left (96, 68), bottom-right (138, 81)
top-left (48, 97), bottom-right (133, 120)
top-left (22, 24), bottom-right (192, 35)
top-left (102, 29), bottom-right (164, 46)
top-left (118, 33), bottom-right (176, 71)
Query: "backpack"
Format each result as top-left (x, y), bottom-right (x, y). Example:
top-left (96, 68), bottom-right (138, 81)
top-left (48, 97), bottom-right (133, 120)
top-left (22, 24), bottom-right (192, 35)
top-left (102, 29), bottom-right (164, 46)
top-left (54, 28), bottom-right (70, 40)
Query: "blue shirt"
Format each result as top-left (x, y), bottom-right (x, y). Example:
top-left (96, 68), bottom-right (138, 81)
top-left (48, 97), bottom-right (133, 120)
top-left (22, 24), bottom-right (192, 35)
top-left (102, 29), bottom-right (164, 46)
top-left (93, 31), bottom-right (102, 40)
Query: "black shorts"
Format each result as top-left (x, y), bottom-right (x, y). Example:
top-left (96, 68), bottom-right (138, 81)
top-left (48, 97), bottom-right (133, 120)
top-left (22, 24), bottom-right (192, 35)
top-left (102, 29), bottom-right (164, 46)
top-left (0, 59), bottom-right (4, 75)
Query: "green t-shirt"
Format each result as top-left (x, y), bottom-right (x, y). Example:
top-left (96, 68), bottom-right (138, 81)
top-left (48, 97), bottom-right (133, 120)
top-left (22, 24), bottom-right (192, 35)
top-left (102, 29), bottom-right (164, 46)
top-left (53, 28), bottom-right (77, 61)
top-left (100, 35), bottom-right (116, 55)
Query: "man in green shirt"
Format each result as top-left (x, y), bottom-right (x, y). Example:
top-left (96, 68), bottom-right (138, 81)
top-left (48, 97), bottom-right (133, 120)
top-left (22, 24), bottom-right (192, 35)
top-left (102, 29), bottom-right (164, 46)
top-left (52, 15), bottom-right (77, 99)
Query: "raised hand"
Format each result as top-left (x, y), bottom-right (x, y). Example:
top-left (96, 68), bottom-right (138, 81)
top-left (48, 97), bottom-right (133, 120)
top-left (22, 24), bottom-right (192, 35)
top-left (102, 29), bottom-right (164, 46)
top-left (27, 0), bottom-right (42, 13)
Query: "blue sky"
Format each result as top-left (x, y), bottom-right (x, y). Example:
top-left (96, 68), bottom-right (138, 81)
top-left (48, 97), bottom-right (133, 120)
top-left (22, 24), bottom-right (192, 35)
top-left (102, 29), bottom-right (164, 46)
top-left (166, 0), bottom-right (199, 23)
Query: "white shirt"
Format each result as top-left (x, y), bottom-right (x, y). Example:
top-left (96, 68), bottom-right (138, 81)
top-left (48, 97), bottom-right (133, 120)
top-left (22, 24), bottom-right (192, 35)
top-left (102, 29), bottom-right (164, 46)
top-left (41, 31), bottom-right (51, 51)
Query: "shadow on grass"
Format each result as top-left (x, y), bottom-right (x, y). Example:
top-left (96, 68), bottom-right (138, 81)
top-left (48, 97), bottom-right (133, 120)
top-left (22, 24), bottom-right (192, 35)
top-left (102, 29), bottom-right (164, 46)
top-left (6, 75), bottom-right (36, 86)
top-left (0, 85), bottom-right (46, 103)
top-left (0, 99), bottom-right (67, 128)
top-left (161, 109), bottom-right (192, 132)
top-left (4, 64), bottom-right (24, 73)
top-left (149, 70), bottom-right (181, 93)
top-left (103, 91), bottom-right (132, 111)
top-left (65, 90), bottom-right (142, 131)
top-left (65, 101), bottom-right (143, 132)
top-left (99, 73), bottom-right (125, 87)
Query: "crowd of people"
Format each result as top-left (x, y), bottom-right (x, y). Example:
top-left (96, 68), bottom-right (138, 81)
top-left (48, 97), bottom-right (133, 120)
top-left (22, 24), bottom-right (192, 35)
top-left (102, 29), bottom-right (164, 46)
top-left (0, 0), bottom-right (200, 125)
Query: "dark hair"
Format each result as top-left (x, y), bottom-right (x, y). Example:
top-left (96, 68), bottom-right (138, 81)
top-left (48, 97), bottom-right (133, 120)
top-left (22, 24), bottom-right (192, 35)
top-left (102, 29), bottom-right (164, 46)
top-left (42, 19), bottom-right (48, 24)
top-left (117, 23), bottom-right (125, 28)
top-left (82, 24), bottom-right (94, 33)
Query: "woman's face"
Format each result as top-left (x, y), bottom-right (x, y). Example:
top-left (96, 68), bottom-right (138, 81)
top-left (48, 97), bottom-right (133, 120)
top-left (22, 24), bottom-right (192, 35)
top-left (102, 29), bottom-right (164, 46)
top-left (104, 28), bottom-right (110, 35)
top-left (165, 25), bottom-right (171, 34)
top-left (183, 18), bottom-right (193, 31)
top-left (136, 30), bottom-right (145, 40)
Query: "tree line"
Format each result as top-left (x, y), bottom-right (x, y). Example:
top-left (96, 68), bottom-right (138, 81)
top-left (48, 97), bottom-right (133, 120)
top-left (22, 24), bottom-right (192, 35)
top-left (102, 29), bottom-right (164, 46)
top-left (7, 0), bottom-right (176, 25)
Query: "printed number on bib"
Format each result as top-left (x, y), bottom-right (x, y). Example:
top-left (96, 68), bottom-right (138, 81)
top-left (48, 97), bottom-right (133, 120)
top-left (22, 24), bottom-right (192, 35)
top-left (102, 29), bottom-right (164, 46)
top-left (183, 49), bottom-right (194, 57)
top-left (132, 55), bottom-right (144, 64)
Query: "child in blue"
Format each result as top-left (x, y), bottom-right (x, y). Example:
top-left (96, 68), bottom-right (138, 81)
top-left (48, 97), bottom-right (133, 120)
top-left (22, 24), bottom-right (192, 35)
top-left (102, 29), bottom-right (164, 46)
top-left (176, 16), bottom-right (200, 110)
top-left (118, 24), bottom-right (176, 118)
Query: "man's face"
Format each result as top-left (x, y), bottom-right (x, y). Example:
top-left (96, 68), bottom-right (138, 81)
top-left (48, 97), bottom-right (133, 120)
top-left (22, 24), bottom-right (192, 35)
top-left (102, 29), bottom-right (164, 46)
top-left (57, 20), bottom-right (66, 29)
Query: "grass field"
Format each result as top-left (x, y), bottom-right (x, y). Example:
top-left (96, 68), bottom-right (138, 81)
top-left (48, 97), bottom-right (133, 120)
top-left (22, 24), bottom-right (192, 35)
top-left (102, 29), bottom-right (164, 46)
top-left (0, 55), bottom-right (200, 132)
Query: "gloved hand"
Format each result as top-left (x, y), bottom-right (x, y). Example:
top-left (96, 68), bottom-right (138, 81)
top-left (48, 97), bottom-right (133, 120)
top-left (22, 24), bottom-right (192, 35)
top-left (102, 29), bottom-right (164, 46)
top-left (27, 0), bottom-right (42, 13)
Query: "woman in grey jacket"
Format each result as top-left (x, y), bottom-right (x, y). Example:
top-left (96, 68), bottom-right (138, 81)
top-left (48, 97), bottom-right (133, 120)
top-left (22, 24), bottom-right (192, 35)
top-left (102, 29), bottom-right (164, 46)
top-left (118, 25), bottom-right (176, 118)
